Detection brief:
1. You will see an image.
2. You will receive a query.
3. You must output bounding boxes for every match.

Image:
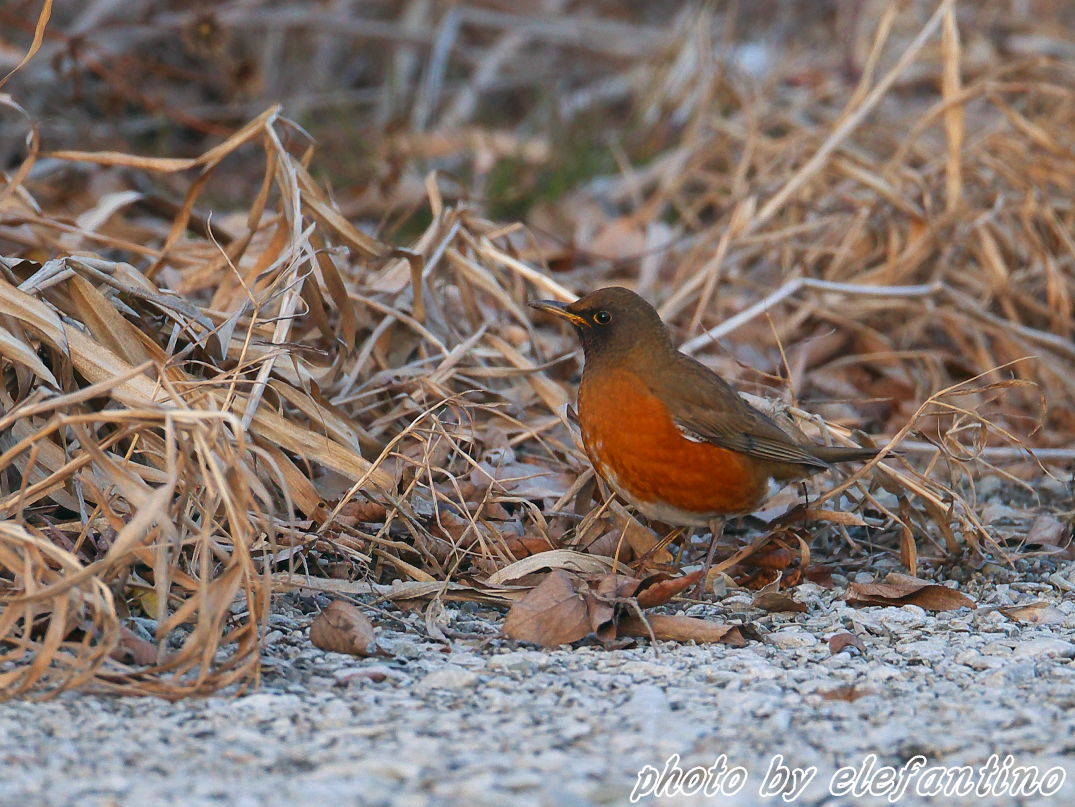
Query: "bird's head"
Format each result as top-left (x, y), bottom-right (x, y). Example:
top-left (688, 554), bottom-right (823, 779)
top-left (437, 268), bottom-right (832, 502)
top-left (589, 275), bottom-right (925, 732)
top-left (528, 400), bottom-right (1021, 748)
top-left (529, 286), bottom-right (672, 364)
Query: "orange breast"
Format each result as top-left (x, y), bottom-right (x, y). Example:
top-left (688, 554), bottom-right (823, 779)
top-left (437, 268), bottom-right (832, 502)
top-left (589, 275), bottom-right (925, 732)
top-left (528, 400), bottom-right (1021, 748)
top-left (578, 366), bottom-right (771, 524)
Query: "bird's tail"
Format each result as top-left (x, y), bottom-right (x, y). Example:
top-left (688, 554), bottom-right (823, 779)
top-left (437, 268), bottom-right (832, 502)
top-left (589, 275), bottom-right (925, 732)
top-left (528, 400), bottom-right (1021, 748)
top-left (810, 445), bottom-right (884, 465)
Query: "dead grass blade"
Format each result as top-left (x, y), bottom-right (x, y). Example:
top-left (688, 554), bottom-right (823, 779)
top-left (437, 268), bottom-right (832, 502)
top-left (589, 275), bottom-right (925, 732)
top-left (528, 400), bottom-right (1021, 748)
top-left (2, 1), bottom-right (1074, 695)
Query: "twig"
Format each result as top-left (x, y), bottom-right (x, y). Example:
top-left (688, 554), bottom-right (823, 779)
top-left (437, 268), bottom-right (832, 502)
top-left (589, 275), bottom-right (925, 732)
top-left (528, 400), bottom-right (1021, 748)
top-left (680, 278), bottom-right (941, 353)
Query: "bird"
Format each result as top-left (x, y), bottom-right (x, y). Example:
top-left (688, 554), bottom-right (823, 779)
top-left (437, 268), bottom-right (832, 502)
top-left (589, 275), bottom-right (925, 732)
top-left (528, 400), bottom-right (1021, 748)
top-left (529, 286), bottom-right (882, 590)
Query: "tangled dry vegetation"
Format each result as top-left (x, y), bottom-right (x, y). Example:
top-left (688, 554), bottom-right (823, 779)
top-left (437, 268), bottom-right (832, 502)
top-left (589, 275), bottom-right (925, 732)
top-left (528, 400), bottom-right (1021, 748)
top-left (1, 1), bottom-right (1073, 697)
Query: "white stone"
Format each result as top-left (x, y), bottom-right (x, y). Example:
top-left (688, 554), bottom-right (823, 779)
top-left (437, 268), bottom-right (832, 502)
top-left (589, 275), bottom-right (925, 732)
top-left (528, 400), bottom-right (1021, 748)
top-left (420, 666), bottom-right (479, 690)
top-left (954, 650), bottom-right (1006, 671)
top-left (487, 650), bottom-right (544, 673)
top-left (1011, 638), bottom-right (1075, 659)
top-left (768, 628), bottom-right (820, 648)
top-left (622, 683), bottom-right (670, 716)
top-left (231, 693), bottom-right (302, 719)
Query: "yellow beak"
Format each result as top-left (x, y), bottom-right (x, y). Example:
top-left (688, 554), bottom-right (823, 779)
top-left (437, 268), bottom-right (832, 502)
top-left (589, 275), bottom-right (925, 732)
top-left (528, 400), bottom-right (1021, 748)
top-left (528, 299), bottom-right (590, 328)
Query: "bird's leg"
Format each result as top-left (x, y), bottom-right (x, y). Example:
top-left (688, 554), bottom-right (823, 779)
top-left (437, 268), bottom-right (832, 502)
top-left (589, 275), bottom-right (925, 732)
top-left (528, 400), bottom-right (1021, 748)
top-left (693, 517), bottom-right (726, 599)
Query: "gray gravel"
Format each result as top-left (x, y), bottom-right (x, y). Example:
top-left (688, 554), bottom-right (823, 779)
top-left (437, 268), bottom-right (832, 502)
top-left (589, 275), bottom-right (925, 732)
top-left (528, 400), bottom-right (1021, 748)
top-left (2, 563), bottom-right (1074, 807)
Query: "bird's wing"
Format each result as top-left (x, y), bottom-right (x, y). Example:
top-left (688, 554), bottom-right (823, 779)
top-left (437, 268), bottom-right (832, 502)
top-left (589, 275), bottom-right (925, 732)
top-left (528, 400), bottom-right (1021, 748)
top-left (660, 355), bottom-right (830, 469)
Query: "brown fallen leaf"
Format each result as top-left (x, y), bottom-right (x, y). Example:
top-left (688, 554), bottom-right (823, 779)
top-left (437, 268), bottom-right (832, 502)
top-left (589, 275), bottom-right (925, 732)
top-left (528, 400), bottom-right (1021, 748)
top-left (501, 569), bottom-right (596, 647)
top-left (749, 545), bottom-right (795, 571)
top-left (334, 666), bottom-right (398, 685)
top-left (766, 502), bottom-right (867, 528)
top-left (310, 600), bottom-right (376, 656)
top-left (898, 499), bottom-right (919, 576)
top-left (999, 601), bottom-right (1066, 625)
top-left (500, 536), bottom-right (558, 559)
top-left (636, 571), bottom-right (702, 608)
top-left (770, 507), bottom-right (867, 527)
top-left (803, 509), bottom-right (867, 526)
top-left (1021, 514), bottom-right (1075, 560)
top-left (828, 632), bottom-right (867, 656)
top-left (818, 684), bottom-right (876, 702)
top-left (576, 528), bottom-right (629, 560)
top-left (753, 590), bottom-right (807, 613)
top-left (899, 523), bottom-right (918, 577)
top-left (845, 573), bottom-right (976, 611)
top-left (619, 516), bottom-right (674, 566)
top-left (594, 572), bottom-right (641, 598)
top-left (485, 549), bottom-right (615, 586)
top-left (331, 500), bottom-right (390, 525)
top-left (804, 565), bottom-right (836, 588)
top-left (471, 459), bottom-right (573, 500)
top-left (593, 573), bottom-right (643, 642)
top-left (503, 570), bottom-right (751, 648)
top-left (618, 614), bottom-right (750, 646)
top-left (109, 625), bottom-right (158, 666)
top-left (1025, 514), bottom-right (1068, 547)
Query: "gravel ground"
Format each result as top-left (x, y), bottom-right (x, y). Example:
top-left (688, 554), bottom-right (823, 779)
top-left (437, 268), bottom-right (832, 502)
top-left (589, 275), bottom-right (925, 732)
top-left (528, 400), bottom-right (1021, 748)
top-left (2, 560), bottom-right (1074, 807)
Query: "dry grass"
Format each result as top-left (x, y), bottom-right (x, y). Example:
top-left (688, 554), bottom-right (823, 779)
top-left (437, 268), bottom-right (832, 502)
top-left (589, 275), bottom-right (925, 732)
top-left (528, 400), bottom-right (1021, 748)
top-left (1, 1), bottom-right (1073, 697)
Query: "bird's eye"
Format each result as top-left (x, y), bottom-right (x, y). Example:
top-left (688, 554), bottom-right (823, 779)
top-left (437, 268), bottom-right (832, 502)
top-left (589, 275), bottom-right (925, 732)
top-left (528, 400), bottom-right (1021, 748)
top-left (593, 310), bottom-right (612, 325)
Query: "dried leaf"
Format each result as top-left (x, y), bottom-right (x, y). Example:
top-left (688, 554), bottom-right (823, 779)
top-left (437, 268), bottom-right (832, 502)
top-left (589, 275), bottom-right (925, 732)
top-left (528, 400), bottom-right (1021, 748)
top-left (818, 684), bottom-right (875, 702)
top-left (636, 571), bottom-right (702, 608)
top-left (592, 573), bottom-right (641, 642)
top-left (828, 632), bottom-right (867, 656)
top-left (618, 614), bottom-right (750, 646)
top-left (485, 549), bottom-right (615, 586)
top-left (1026, 515), bottom-right (1069, 547)
top-left (999, 602), bottom-right (1066, 625)
top-left (333, 500), bottom-right (391, 525)
top-left (804, 565), bottom-right (836, 588)
top-left (749, 545), bottom-right (795, 571)
top-left (594, 573), bottom-right (641, 601)
top-left (619, 517), bottom-right (674, 565)
top-left (502, 569), bottom-right (593, 647)
top-left (130, 585), bottom-right (161, 619)
top-left (109, 625), bottom-right (158, 666)
top-left (577, 528), bottom-right (631, 560)
top-left (899, 524), bottom-right (918, 576)
top-left (846, 573), bottom-right (976, 611)
top-left (0, 323), bottom-right (58, 387)
top-left (753, 591), bottom-right (807, 613)
top-left (471, 460), bottom-right (572, 500)
top-left (765, 503), bottom-right (865, 529)
top-left (500, 537), bottom-right (558, 559)
top-left (309, 600), bottom-right (376, 657)
top-left (800, 508), bottom-right (867, 527)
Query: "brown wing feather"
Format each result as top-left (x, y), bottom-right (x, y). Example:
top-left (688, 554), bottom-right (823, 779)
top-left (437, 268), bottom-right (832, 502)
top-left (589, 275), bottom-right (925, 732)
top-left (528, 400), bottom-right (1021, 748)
top-left (658, 354), bottom-right (831, 470)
